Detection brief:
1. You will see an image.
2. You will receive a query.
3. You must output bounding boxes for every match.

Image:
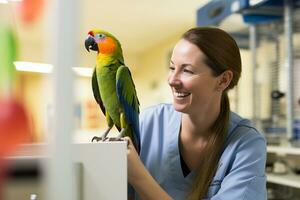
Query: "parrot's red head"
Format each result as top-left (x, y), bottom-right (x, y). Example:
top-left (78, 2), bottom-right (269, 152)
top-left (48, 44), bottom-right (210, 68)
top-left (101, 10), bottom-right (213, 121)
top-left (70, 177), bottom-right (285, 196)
top-left (85, 29), bottom-right (121, 55)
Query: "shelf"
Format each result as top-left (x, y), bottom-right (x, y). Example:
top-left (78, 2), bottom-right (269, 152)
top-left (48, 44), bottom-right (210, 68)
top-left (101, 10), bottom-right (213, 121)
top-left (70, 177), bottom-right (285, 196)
top-left (267, 173), bottom-right (300, 189)
top-left (267, 146), bottom-right (300, 155)
top-left (5, 143), bottom-right (46, 160)
top-left (6, 142), bottom-right (128, 200)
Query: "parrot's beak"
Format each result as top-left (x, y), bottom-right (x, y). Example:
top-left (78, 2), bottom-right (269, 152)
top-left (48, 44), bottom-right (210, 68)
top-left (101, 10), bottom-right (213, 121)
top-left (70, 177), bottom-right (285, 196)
top-left (85, 36), bottom-right (98, 52)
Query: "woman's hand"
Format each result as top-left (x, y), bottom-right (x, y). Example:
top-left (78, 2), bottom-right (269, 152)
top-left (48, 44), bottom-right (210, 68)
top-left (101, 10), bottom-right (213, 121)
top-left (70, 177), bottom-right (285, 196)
top-left (125, 137), bottom-right (173, 200)
top-left (124, 136), bottom-right (145, 185)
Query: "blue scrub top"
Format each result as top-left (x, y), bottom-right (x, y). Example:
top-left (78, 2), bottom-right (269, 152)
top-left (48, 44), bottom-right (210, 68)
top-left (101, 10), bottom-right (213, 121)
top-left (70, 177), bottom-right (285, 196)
top-left (131, 103), bottom-right (267, 200)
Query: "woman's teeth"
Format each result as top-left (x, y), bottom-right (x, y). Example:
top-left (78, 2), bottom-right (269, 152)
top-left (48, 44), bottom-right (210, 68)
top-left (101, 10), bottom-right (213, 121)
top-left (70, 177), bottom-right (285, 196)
top-left (174, 92), bottom-right (190, 97)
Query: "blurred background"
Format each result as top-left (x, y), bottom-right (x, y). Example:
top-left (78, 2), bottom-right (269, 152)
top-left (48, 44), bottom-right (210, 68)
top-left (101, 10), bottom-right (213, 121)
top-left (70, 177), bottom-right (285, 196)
top-left (0, 0), bottom-right (300, 199)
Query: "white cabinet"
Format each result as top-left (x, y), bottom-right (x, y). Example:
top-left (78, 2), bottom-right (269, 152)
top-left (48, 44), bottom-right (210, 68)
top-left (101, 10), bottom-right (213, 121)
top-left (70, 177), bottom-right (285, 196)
top-left (5, 142), bottom-right (128, 200)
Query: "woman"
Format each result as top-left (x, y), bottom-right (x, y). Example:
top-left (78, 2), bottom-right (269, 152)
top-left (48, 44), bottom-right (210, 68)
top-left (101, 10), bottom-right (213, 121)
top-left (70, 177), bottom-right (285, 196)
top-left (127, 27), bottom-right (267, 200)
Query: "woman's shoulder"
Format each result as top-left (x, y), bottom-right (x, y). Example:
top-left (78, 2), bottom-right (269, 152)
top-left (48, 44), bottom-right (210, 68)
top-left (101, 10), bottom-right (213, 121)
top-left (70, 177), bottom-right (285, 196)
top-left (226, 112), bottom-right (267, 158)
top-left (228, 112), bottom-right (265, 141)
top-left (219, 112), bottom-right (267, 178)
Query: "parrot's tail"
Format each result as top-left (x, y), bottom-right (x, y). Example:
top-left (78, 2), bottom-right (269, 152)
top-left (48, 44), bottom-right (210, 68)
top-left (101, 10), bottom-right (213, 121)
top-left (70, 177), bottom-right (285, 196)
top-left (127, 127), bottom-right (140, 154)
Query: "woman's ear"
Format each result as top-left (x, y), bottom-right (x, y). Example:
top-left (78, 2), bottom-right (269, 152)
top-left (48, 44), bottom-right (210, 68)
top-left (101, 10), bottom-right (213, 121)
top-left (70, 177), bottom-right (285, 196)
top-left (216, 70), bottom-right (233, 91)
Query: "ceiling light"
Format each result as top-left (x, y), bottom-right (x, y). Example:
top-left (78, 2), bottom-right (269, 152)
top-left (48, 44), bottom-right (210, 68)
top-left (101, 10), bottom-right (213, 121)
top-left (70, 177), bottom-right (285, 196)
top-left (14, 61), bottom-right (93, 77)
top-left (0, 0), bottom-right (23, 3)
top-left (14, 61), bottom-right (53, 73)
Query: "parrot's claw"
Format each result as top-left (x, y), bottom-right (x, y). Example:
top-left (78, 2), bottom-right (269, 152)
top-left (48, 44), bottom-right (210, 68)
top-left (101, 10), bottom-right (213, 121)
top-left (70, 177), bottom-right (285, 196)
top-left (91, 127), bottom-right (113, 142)
top-left (91, 136), bottom-right (123, 142)
top-left (107, 137), bottom-right (125, 142)
top-left (91, 136), bottom-right (105, 142)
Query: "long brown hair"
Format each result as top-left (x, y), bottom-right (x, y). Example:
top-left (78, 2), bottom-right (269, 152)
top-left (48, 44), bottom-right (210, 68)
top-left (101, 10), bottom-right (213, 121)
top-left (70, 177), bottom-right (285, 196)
top-left (182, 27), bottom-right (242, 200)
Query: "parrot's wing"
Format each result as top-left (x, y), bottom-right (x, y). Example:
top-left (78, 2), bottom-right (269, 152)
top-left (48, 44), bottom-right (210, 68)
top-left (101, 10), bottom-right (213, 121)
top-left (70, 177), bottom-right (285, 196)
top-left (92, 68), bottom-right (106, 115)
top-left (116, 66), bottom-right (140, 148)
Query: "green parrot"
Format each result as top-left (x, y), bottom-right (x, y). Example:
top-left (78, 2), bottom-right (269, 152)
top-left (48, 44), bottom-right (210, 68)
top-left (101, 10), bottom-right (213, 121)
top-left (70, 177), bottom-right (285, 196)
top-left (84, 29), bottom-right (140, 152)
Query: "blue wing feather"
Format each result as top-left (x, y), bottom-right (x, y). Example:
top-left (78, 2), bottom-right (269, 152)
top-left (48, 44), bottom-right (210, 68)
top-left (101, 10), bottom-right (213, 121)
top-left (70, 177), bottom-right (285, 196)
top-left (116, 66), bottom-right (140, 152)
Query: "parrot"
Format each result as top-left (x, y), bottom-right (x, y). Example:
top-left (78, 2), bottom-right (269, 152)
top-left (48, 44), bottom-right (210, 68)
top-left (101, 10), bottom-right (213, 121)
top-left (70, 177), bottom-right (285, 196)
top-left (84, 29), bottom-right (140, 153)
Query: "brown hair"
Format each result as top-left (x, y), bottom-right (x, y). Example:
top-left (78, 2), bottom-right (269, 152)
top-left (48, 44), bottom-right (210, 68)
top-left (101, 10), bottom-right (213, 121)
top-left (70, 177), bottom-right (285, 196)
top-left (182, 27), bottom-right (241, 200)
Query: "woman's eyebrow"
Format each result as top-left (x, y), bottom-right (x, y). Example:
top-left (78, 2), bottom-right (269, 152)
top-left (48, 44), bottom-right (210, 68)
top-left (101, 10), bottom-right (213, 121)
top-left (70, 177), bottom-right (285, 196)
top-left (181, 64), bottom-right (194, 68)
top-left (170, 61), bottom-right (195, 69)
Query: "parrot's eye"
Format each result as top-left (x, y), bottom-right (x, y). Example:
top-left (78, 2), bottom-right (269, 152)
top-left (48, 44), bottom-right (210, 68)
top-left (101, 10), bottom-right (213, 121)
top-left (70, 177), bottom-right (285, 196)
top-left (97, 34), bottom-right (106, 39)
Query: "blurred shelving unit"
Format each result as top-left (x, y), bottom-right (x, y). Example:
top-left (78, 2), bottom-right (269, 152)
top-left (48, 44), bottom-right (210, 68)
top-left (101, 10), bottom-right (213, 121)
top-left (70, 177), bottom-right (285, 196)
top-left (197, 1), bottom-right (300, 198)
top-left (267, 145), bottom-right (300, 155)
top-left (267, 146), bottom-right (300, 189)
top-left (266, 173), bottom-right (300, 189)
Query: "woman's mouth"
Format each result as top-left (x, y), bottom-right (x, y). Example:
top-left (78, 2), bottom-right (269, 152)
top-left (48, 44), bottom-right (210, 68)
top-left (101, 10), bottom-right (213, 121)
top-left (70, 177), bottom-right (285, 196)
top-left (174, 92), bottom-right (191, 98)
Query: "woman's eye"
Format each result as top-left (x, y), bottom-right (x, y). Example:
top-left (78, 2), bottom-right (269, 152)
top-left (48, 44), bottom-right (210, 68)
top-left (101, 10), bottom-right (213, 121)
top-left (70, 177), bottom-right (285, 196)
top-left (183, 69), bottom-right (194, 74)
top-left (169, 66), bottom-right (175, 71)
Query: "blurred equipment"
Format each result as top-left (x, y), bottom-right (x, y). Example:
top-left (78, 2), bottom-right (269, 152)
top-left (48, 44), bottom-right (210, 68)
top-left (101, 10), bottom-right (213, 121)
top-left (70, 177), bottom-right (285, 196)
top-left (267, 184), bottom-right (294, 200)
top-left (197, 0), bottom-right (300, 27)
top-left (197, 0), bottom-right (300, 145)
top-left (17, 0), bottom-right (44, 24)
top-left (0, 98), bottom-right (31, 157)
top-left (3, 157), bottom-right (42, 200)
top-left (0, 24), bottom-right (16, 96)
top-left (292, 47), bottom-right (300, 147)
top-left (272, 159), bottom-right (288, 174)
top-left (30, 194), bottom-right (37, 200)
top-left (264, 26), bottom-right (287, 145)
top-left (0, 8), bottom-right (32, 199)
top-left (0, 13), bottom-right (31, 158)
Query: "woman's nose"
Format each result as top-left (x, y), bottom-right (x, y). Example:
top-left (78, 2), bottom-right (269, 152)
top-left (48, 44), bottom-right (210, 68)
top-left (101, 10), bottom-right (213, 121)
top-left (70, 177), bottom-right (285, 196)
top-left (168, 72), bottom-right (181, 87)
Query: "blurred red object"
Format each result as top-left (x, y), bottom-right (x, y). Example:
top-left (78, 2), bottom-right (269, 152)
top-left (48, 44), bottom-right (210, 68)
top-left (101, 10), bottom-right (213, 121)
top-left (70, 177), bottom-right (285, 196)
top-left (0, 97), bottom-right (31, 158)
top-left (18, 0), bottom-right (44, 24)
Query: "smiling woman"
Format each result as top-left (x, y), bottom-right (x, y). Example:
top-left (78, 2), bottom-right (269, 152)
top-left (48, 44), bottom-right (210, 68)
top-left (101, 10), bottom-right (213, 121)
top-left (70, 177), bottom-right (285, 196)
top-left (168, 38), bottom-right (226, 114)
top-left (126, 27), bottom-right (267, 200)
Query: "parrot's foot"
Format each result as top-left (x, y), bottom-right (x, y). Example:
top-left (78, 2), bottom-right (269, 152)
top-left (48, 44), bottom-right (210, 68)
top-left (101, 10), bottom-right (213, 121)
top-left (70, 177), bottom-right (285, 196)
top-left (108, 137), bottom-right (128, 146)
top-left (91, 136), bottom-right (128, 146)
top-left (91, 136), bottom-right (107, 142)
top-left (91, 126), bottom-right (113, 142)
top-left (91, 136), bottom-right (123, 142)
top-left (109, 137), bottom-right (129, 146)
top-left (107, 137), bottom-right (125, 142)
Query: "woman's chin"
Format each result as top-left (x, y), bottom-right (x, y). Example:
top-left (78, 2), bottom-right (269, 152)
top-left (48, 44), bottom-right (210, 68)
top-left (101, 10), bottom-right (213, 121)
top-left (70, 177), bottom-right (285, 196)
top-left (172, 102), bottom-right (189, 113)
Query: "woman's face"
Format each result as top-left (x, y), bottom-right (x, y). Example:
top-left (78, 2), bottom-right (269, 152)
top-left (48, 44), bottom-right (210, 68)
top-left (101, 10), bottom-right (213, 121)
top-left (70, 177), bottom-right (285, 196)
top-left (168, 39), bottom-right (221, 114)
